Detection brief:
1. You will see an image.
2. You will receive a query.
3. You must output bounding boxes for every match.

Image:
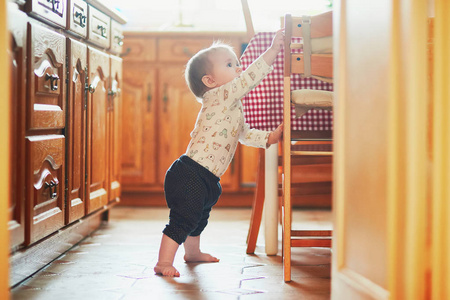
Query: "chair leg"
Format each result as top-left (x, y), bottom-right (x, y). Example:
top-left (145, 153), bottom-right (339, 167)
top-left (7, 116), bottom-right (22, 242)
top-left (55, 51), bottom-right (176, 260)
top-left (246, 148), bottom-right (265, 254)
top-left (283, 185), bottom-right (292, 282)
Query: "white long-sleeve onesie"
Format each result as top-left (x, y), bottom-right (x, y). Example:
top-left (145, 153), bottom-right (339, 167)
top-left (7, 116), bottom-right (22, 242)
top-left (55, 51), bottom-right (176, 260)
top-left (185, 56), bottom-right (273, 178)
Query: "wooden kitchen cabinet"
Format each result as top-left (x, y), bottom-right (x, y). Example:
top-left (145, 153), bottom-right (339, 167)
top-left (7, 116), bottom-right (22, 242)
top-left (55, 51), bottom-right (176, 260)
top-left (25, 20), bottom-right (66, 244)
top-left (86, 46), bottom-right (110, 213)
top-left (109, 55), bottom-right (123, 201)
top-left (27, 21), bottom-right (66, 131)
top-left (121, 32), bottom-right (256, 206)
top-left (121, 65), bottom-right (157, 186)
top-left (25, 135), bottom-right (65, 244)
top-left (8, 0), bottom-right (126, 286)
top-left (156, 65), bottom-right (202, 186)
top-left (66, 38), bottom-right (87, 224)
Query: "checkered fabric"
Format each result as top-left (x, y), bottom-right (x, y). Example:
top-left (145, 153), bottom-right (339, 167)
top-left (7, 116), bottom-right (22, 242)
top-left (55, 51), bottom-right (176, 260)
top-left (240, 32), bottom-right (334, 131)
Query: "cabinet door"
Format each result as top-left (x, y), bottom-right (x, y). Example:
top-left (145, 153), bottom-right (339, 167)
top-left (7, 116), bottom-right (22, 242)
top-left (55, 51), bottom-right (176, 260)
top-left (121, 64), bottom-right (157, 187)
top-left (158, 67), bottom-right (201, 185)
top-left (27, 22), bottom-right (65, 131)
top-left (8, 5), bottom-right (27, 250)
top-left (86, 47), bottom-right (109, 213)
top-left (66, 38), bottom-right (87, 223)
top-left (109, 55), bottom-right (122, 200)
top-left (25, 135), bottom-right (65, 244)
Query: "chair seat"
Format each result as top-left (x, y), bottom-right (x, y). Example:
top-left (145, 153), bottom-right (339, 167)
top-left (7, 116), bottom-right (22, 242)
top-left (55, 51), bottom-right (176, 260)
top-left (291, 143), bottom-right (333, 155)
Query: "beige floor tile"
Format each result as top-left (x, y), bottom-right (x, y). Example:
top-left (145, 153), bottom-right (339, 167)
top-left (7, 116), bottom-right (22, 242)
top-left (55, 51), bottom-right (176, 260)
top-left (11, 206), bottom-right (332, 300)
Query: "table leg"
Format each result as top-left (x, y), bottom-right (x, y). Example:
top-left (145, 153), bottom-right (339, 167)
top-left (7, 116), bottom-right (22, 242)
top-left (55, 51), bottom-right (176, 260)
top-left (264, 145), bottom-right (278, 255)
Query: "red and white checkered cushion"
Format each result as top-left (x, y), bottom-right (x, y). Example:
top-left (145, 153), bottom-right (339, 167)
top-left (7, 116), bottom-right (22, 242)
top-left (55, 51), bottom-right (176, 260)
top-left (240, 32), bottom-right (334, 132)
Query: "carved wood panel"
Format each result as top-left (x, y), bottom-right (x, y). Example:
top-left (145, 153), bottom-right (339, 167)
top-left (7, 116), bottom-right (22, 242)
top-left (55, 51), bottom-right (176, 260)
top-left (109, 55), bottom-right (122, 200)
top-left (86, 46), bottom-right (109, 213)
top-left (121, 64), bottom-right (157, 187)
top-left (66, 38), bottom-right (87, 224)
top-left (27, 21), bottom-right (65, 131)
top-left (25, 135), bottom-right (65, 244)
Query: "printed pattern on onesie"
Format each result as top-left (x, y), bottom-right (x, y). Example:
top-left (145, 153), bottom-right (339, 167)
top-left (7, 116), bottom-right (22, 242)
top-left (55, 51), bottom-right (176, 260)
top-left (185, 56), bottom-right (273, 178)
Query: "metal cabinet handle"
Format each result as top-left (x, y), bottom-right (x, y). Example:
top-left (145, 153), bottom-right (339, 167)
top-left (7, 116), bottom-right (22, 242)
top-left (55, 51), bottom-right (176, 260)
top-left (114, 35), bottom-right (124, 46)
top-left (162, 83), bottom-right (168, 112)
top-left (45, 73), bottom-right (59, 91)
top-left (45, 180), bottom-right (59, 199)
top-left (75, 12), bottom-right (87, 28)
top-left (88, 76), bottom-right (101, 94)
top-left (97, 25), bottom-right (107, 38)
top-left (183, 47), bottom-right (194, 57)
top-left (46, 0), bottom-right (60, 12)
top-left (147, 83), bottom-right (152, 112)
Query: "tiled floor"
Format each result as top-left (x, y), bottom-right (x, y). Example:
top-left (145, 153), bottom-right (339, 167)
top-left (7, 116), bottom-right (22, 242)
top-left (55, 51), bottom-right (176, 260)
top-left (11, 206), bottom-right (332, 300)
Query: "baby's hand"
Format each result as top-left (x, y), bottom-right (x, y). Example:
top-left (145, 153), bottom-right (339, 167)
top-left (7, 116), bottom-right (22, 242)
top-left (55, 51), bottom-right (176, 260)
top-left (270, 29), bottom-right (285, 54)
top-left (267, 123), bottom-right (283, 146)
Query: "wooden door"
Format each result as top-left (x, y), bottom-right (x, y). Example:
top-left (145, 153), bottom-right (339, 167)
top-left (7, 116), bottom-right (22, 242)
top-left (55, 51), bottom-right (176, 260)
top-left (121, 63), bottom-right (157, 188)
top-left (25, 20), bottom-right (66, 245)
top-left (157, 66), bottom-right (201, 185)
top-left (108, 55), bottom-right (122, 200)
top-left (86, 46), bottom-right (109, 213)
top-left (8, 5), bottom-right (27, 250)
top-left (25, 135), bottom-right (65, 244)
top-left (26, 21), bottom-right (65, 131)
top-left (332, 0), bottom-right (433, 298)
top-left (66, 38), bottom-right (87, 224)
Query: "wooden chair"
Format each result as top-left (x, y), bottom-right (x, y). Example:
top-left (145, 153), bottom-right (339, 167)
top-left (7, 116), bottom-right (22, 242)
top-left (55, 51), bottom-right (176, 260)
top-left (247, 12), bottom-right (333, 282)
top-left (281, 12), bottom-right (333, 282)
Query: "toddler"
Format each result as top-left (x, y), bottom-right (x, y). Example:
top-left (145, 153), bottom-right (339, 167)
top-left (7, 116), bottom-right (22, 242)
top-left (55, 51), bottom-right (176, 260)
top-left (154, 29), bottom-right (284, 277)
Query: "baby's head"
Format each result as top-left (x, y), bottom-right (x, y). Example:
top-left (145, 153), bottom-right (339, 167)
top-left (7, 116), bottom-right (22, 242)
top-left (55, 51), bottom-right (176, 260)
top-left (185, 42), bottom-right (242, 99)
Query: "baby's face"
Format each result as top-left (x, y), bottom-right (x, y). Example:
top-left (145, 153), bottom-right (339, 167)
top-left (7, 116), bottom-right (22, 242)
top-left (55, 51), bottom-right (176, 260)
top-left (209, 49), bottom-right (242, 86)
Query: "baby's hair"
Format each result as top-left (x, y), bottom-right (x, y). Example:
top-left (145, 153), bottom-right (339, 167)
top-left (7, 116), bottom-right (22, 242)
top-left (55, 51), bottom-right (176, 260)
top-left (185, 41), bottom-right (237, 100)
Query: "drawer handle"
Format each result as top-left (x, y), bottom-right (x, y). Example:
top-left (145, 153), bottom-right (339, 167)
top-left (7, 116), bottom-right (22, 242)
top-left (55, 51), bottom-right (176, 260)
top-left (114, 35), bottom-right (124, 46)
top-left (88, 76), bottom-right (101, 94)
top-left (162, 83), bottom-right (168, 112)
top-left (46, 0), bottom-right (60, 12)
top-left (147, 83), bottom-right (152, 112)
top-left (183, 47), bottom-right (194, 57)
top-left (45, 180), bottom-right (59, 199)
top-left (97, 25), bottom-right (107, 38)
top-left (75, 12), bottom-right (87, 28)
top-left (45, 73), bottom-right (59, 91)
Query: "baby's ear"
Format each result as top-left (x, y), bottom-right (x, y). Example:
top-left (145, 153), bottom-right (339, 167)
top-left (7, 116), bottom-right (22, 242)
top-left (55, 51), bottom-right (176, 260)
top-left (202, 75), bottom-right (217, 88)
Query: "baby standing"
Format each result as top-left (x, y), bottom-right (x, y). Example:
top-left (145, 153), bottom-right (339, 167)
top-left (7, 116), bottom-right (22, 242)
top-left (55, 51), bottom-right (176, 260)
top-left (154, 29), bottom-right (284, 277)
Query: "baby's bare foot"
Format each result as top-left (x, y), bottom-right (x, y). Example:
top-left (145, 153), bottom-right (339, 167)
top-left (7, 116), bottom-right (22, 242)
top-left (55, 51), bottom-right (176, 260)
top-left (154, 262), bottom-right (180, 277)
top-left (184, 252), bottom-right (220, 263)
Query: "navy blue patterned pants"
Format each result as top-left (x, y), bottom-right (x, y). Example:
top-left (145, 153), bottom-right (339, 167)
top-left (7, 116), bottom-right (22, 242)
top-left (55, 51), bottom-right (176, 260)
top-left (162, 155), bottom-right (222, 245)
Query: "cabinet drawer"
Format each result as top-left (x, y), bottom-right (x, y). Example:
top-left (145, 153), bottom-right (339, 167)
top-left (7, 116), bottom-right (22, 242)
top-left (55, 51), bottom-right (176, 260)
top-left (26, 134), bottom-right (65, 244)
top-left (87, 5), bottom-right (110, 49)
top-left (67, 0), bottom-right (87, 37)
top-left (158, 38), bottom-right (214, 62)
top-left (110, 20), bottom-right (123, 54)
top-left (122, 37), bottom-right (156, 62)
top-left (27, 21), bottom-right (66, 130)
top-left (26, 0), bottom-right (67, 28)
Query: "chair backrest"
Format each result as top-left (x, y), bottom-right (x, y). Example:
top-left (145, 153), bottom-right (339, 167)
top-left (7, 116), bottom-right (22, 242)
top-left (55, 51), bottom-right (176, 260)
top-left (284, 12), bottom-right (333, 80)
